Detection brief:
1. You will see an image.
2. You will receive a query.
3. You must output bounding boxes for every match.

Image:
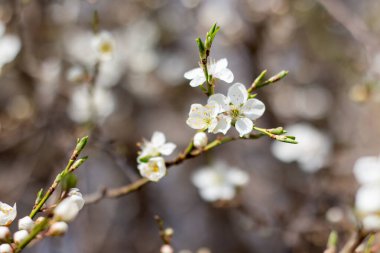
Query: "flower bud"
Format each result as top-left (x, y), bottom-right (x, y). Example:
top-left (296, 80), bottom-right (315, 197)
top-left (160, 244), bottom-right (174, 253)
top-left (13, 230), bottom-right (28, 244)
top-left (68, 188), bottom-right (85, 210)
top-left (0, 227), bottom-right (10, 241)
top-left (18, 216), bottom-right (34, 232)
top-left (54, 198), bottom-right (80, 222)
top-left (0, 244), bottom-right (12, 253)
top-left (48, 222), bottom-right (68, 236)
top-left (193, 132), bottom-right (208, 149)
top-left (35, 217), bottom-right (46, 225)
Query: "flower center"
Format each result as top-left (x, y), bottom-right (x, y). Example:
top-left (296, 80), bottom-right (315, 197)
top-left (100, 42), bottom-right (113, 54)
top-left (152, 163), bottom-right (160, 173)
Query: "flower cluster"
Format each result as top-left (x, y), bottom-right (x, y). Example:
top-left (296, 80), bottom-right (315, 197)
top-left (192, 161), bottom-right (249, 202)
top-left (0, 188), bottom-right (84, 252)
top-left (137, 132), bottom-right (176, 182)
top-left (353, 156), bottom-right (380, 230)
top-left (67, 31), bottom-right (116, 124)
top-left (186, 75), bottom-right (266, 137)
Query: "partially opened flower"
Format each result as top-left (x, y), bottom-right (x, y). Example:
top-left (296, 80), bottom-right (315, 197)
top-left (138, 157), bottom-right (167, 182)
top-left (91, 31), bottom-right (115, 62)
top-left (54, 197), bottom-right (80, 222)
top-left (186, 101), bottom-right (220, 133)
top-left (68, 188), bottom-right (85, 210)
top-left (192, 161), bottom-right (249, 202)
top-left (208, 83), bottom-right (265, 136)
top-left (271, 123), bottom-right (331, 173)
top-left (184, 58), bottom-right (233, 87)
top-left (0, 202), bottom-right (16, 226)
top-left (138, 132), bottom-right (176, 161)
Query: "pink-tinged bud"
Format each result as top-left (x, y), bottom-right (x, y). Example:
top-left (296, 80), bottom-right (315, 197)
top-left (0, 227), bottom-right (10, 241)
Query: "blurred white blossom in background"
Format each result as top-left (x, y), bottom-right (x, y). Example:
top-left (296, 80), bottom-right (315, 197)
top-left (271, 123), bottom-right (331, 173)
top-left (0, 22), bottom-right (21, 73)
top-left (354, 155), bottom-right (380, 230)
top-left (192, 161), bottom-right (249, 202)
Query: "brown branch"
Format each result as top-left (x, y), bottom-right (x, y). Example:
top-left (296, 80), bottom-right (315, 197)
top-left (339, 230), bottom-right (370, 253)
top-left (84, 133), bottom-right (267, 205)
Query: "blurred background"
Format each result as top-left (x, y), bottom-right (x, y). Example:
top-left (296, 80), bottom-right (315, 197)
top-left (0, 0), bottom-right (379, 252)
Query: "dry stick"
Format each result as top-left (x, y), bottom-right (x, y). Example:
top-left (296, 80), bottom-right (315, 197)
top-left (84, 134), bottom-right (266, 205)
top-left (339, 230), bottom-right (370, 253)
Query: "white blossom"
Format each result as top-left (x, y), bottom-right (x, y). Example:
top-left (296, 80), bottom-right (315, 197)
top-left (353, 156), bottom-right (380, 185)
top-left (0, 244), bottom-right (12, 253)
top-left (186, 101), bottom-right (220, 133)
top-left (0, 203), bottom-right (16, 226)
top-left (184, 58), bottom-right (233, 87)
top-left (208, 83), bottom-right (265, 136)
top-left (0, 227), bottom-right (10, 241)
top-left (68, 188), bottom-right (85, 210)
top-left (271, 123), bottom-right (331, 173)
top-left (48, 221), bottom-right (68, 236)
top-left (192, 161), bottom-right (249, 202)
top-left (18, 216), bottom-right (34, 232)
top-left (355, 184), bottom-right (380, 214)
top-left (68, 85), bottom-right (115, 124)
top-left (138, 157), bottom-right (167, 182)
top-left (362, 215), bottom-right (380, 231)
top-left (13, 230), bottom-right (28, 244)
top-left (193, 132), bottom-right (208, 149)
top-left (138, 132), bottom-right (176, 161)
top-left (91, 31), bottom-right (115, 62)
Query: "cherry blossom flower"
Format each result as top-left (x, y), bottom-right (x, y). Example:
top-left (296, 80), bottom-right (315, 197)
top-left (192, 161), bottom-right (249, 202)
top-left (208, 83), bottom-right (265, 136)
top-left (138, 132), bottom-right (176, 162)
top-left (186, 101), bottom-right (220, 133)
top-left (138, 157), bottom-right (167, 182)
top-left (271, 123), bottom-right (331, 173)
top-left (91, 31), bottom-right (115, 62)
top-left (0, 203), bottom-right (16, 226)
top-left (184, 58), bottom-right (233, 87)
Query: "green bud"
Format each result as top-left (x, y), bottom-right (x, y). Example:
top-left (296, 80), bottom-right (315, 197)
top-left (267, 70), bottom-right (288, 83)
top-left (138, 155), bottom-right (151, 163)
top-left (205, 23), bottom-right (220, 49)
top-left (268, 127), bottom-right (285, 135)
top-left (196, 38), bottom-right (206, 58)
top-left (70, 156), bottom-right (88, 171)
top-left (327, 230), bottom-right (338, 249)
top-left (35, 188), bottom-right (44, 205)
top-left (75, 136), bottom-right (89, 153)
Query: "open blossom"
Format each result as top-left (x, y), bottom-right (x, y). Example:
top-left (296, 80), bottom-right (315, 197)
top-left (138, 132), bottom-right (176, 161)
top-left (138, 157), bottom-right (166, 182)
top-left (91, 31), bottom-right (115, 61)
top-left (209, 83), bottom-right (265, 136)
top-left (271, 123), bottom-right (331, 173)
top-left (0, 203), bottom-right (16, 226)
top-left (186, 101), bottom-right (220, 133)
top-left (192, 161), bottom-right (249, 202)
top-left (184, 58), bottom-right (233, 87)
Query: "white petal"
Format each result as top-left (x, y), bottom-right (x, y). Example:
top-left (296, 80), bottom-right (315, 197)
top-left (235, 118), bottom-right (253, 137)
top-left (184, 67), bottom-right (203, 80)
top-left (205, 100), bottom-right (221, 118)
top-left (186, 115), bottom-right (206, 130)
top-left (214, 58), bottom-right (228, 71)
top-left (151, 131), bottom-right (166, 146)
top-left (356, 184), bottom-right (380, 213)
top-left (228, 83), bottom-right (248, 106)
top-left (227, 169), bottom-right (250, 186)
top-left (0, 203), bottom-right (16, 226)
top-left (138, 157), bottom-right (166, 182)
top-left (192, 168), bottom-right (216, 189)
top-left (214, 68), bottom-right (234, 83)
top-left (213, 115), bottom-right (232, 135)
top-left (362, 215), bottom-right (380, 231)
top-left (159, 143), bottom-right (176, 156)
top-left (208, 94), bottom-right (229, 112)
top-left (242, 99), bottom-right (265, 120)
top-left (189, 76), bottom-right (206, 87)
top-left (353, 156), bottom-right (380, 185)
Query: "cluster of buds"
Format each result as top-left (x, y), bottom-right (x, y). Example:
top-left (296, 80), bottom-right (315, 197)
top-left (0, 187), bottom-right (84, 253)
top-left (137, 132), bottom-right (176, 182)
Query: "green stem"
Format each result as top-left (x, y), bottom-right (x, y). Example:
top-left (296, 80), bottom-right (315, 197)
top-left (15, 218), bottom-right (49, 252)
